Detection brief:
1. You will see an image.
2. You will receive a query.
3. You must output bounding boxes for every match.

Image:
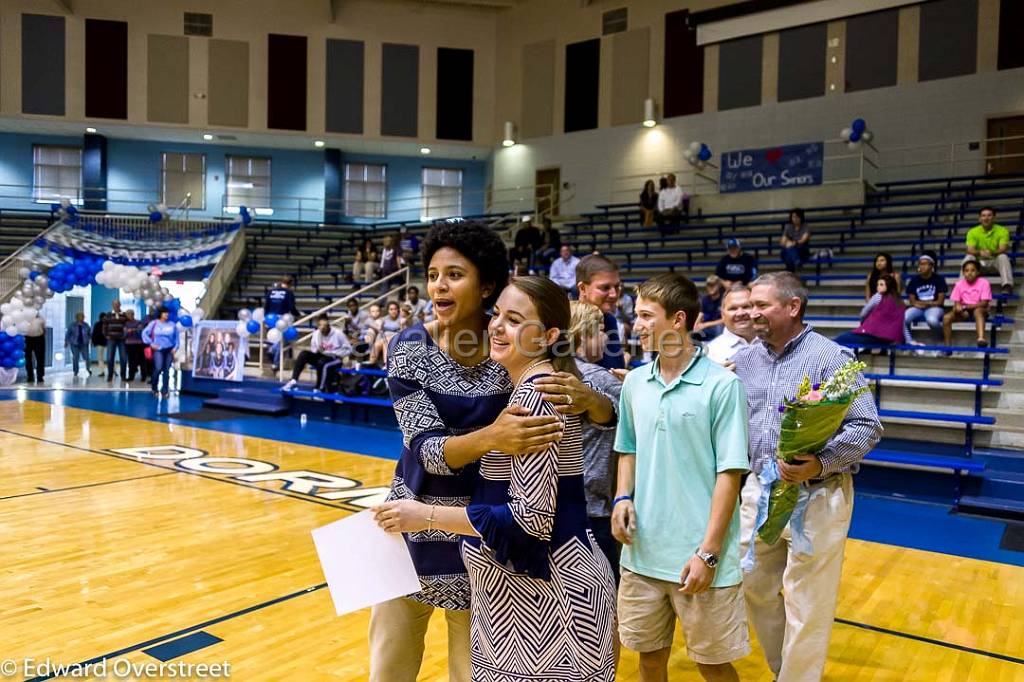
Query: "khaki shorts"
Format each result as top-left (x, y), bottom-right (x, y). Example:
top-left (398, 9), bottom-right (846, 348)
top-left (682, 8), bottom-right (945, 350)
top-left (618, 569), bottom-right (751, 665)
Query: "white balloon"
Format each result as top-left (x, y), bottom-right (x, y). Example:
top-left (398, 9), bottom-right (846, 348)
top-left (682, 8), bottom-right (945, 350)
top-left (848, 141), bottom-right (861, 150)
top-left (862, 131), bottom-right (873, 142)
top-left (236, 321), bottom-right (250, 337)
top-left (275, 319), bottom-right (288, 331)
top-left (840, 127), bottom-right (852, 140)
top-left (102, 260), bottom-right (114, 271)
top-left (267, 328), bottom-right (282, 344)
top-left (16, 321), bottom-right (29, 334)
top-left (23, 307), bottom-right (37, 318)
top-left (35, 275), bottom-right (48, 288)
top-left (4, 326), bottom-right (16, 337)
top-left (281, 313), bottom-right (294, 326)
top-left (252, 307), bottom-right (265, 323)
top-left (0, 304), bottom-right (8, 315)
top-left (192, 307), bottom-right (205, 322)
top-left (689, 141), bottom-right (701, 154)
top-left (238, 308), bottom-right (252, 321)
top-left (17, 267), bottom-right (30, 279)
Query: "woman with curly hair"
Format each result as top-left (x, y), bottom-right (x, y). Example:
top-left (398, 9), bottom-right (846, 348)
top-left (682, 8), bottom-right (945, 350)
top-left (365, 220), bottom-right (564, 682)
top-left (376, 277), bottom-right (617, 681)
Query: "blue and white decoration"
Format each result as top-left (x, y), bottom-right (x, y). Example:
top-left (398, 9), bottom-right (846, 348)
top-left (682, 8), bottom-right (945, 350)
top-left (840, 117), bottom-right (874, 150)
top-left (684, 141), bottom-right (713, 170)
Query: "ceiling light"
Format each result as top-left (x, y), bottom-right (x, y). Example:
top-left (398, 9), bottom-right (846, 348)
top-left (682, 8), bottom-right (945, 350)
top-left (642, 98), bottom-right (657, 128)
top-left (314, 140), bottom-right (325, 148)
top-left (420, 147), bottom-right (431, 155)
top-left (85, 127), bottom-right (97, 134)
top-left (203, 133), bottom-right (214, 141)
top-left (502, 121), bottom-right (516, 147)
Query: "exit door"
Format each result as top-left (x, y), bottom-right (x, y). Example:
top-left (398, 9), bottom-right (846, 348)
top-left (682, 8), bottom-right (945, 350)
top-left (986, 115), bottom-right (1024, 175)
top-left (535, 168), bottom-right (560, 217)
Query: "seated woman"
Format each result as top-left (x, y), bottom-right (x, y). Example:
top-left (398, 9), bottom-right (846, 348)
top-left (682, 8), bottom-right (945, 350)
top-left (780, 208), bottom-right (811, 272)
top-left (944, 257), bottom-right (992, 348)
top-left (375, 276), bottom-right (616, 681)
top-left (834, 275), bottom-right (908, 348)
top-left (639, 179), bottom-right (658, 228)
top-left (865, 252), bottom-right (902, 300)
top-left (368, 300), bottom-right (403, 367)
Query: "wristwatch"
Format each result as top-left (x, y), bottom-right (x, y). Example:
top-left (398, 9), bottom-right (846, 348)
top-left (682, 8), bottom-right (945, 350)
top-left (695, 548), bottom-right (719, 568)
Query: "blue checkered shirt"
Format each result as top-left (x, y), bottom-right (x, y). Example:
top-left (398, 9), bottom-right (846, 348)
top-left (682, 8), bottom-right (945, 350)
top-left (732, 325), bottom-right (882, 478)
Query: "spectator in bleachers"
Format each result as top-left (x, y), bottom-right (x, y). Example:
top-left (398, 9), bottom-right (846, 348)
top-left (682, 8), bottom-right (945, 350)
top-left (264, 275), bottom-right (300, 371)
top-left (639, 179), bottom-right (658, 228)
top-left (695, 275), bottom-right (725, 340)
top-left (123, 309), bottom-right (149, 383)
top-left (65, 311), bottom-right (92, 378)
top-left (616, 287), bottom-right (636, 346)
top-left (945, 257), bottom-right (992, 348)
top-left (965, 206), bottom-right (1014, 295)
top-left (655, 173), bottom-right (687, 234)
top-left (549, 245), bottom-right (580, 297)
top-left (576, 254), bottom-right (625, 373)
top-left (509, 217), bottom-right (543, 274)
top-left (834, 275), bottom-right (907, 348)
top-left (399, 226), bottom-right (420, 265)
top-left (354, 238), bottom-right (379, 282)
top-left (706, 284), bottom-right (754, 366)
top-left (780, 208), bottom-right (811, 273)
top-left (380, 235), bottom-right (404, 279)
top-left (865, 252), bottom-right (902, 300)
top-left (342, 298), bottom-right (369, 341)
top-left (716, 238), bottom-right (758, 286)
top-left (534, 217), bottom-right (562, 269)
top-left (283, 313), bottom-right (352, 392)
top-left (367, 301), bottom-right (403, 367)
top-left (904, 251), bottom-right (948, 343)
top-left (405, 286), bottom-right (428, 322)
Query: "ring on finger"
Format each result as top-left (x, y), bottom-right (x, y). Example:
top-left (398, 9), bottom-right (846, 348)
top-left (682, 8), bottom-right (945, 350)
top-left (565, 394), bottom-right (573, 406)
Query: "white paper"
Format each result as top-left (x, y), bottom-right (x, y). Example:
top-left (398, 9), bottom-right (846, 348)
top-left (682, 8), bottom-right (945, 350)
top-left (311, 510), bottom-right (422, 616)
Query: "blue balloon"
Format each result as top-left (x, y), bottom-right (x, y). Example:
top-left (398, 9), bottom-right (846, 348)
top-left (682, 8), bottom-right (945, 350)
top-left (246, 320), bottom-right (260, 334)
top-left (852, 118), bottom-right (866, 133)
top-left (698, 144), bottom-right (712, 162)
top-left (265, 313), bottom-right (279, 328)
top-left (179, 315), bottom-right (193, 328)
top-left (29, 271), bottom-right (39, 280)
top-left (849, 129), bottom-right (862, 142)
top-left (283, 326), bottom-right (298, 342)
top-left (14, 336), bottom-right (25, 348)
top-left (150, 211), bottom-right (164, 223)
top-left (1, 358), bottom-right (13, 369)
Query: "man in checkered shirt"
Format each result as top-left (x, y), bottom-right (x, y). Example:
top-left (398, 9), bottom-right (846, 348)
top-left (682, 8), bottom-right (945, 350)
top-left (732, 272), bottom-right (882, 682)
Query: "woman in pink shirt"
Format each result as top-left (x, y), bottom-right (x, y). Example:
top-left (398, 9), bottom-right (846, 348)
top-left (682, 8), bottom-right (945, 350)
top-left (944, 258), bottom-right (991, 347)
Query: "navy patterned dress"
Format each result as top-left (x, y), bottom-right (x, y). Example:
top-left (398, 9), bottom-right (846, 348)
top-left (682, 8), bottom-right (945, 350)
top-left (464, 376), bottom-right (617, 681)
top-left (386, 324), bottom-right (513, 610)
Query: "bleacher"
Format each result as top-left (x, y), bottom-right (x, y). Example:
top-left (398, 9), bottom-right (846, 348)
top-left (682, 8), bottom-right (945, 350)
top-left (0, 208), bottom-right (56, 261)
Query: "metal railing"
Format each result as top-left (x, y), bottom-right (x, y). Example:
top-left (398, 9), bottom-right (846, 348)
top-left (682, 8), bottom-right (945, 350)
top-left (245, 267), bottom-right (411, 378)
top-left (196, 226), bottom-right (247, 321)
top-left (0, 217), bottom-right (63, 305)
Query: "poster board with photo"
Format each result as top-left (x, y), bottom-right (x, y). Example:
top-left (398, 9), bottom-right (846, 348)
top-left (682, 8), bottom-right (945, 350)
top-left (192, 321), bottom-right (245, 382)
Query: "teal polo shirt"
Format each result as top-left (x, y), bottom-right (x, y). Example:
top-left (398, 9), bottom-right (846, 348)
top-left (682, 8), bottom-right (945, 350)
top-left (614, 350), bottom-right (750, 587)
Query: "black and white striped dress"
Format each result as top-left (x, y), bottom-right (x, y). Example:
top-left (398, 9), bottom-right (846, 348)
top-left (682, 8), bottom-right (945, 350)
top-left (463, 376), bottom-right (617, 681)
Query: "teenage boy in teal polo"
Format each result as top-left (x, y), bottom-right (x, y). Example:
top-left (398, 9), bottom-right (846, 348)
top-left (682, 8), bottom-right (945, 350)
top-left (612, 272), bottom-right (751, 682)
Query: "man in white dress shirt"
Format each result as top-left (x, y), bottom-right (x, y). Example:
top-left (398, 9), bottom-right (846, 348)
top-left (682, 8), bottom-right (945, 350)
top-left (705, 285), bottom-right (755, 366)
top-left (549, 245), bottom-right (580, 297)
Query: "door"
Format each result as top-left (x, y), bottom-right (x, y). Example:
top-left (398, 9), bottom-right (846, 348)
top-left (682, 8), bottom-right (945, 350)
top-left (986, 115), bottom-right (1024, 175)
top-left (535, 168), bottom-right (560, 217)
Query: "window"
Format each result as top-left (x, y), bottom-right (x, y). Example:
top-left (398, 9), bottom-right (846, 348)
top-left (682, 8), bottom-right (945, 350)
top-left (33, 145), bottom-right (82, 204)
top-left (184, 12), bottom-right (213, 37)
top-left (161, 152), bottom-right (206, 210)
top-left (421, 167), bottom-right (463, 220)
top-left (225, 155), bottom-right (272, 214)
top-left (344, 163), bottom-right (387, 218)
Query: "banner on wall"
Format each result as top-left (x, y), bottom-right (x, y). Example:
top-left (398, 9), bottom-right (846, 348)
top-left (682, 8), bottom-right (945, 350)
top-left (192, 321), bottom-right (245, 382)
top-left (720, 142), bottom-right (824, 193)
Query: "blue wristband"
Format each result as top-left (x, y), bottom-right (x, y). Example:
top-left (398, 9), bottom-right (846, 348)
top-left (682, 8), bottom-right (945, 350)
top-left (612, 495), bottom-right (632, 508)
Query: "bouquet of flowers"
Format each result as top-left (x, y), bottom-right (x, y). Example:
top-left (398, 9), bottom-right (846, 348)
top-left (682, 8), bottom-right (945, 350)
top-left (756, 360), bottom-right (870, 545)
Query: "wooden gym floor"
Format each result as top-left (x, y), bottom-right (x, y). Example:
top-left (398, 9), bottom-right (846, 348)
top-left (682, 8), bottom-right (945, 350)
top-left (1, 397), bottom-right (1022, 681)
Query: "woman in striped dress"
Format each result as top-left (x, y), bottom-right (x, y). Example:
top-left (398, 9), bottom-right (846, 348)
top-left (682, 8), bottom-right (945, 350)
top-left (377, 277), bottom-right (617, 681)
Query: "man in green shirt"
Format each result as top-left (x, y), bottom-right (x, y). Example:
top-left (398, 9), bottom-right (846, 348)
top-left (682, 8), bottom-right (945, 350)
top-left (612, 272), bottom-right (751, 682)
top-left (964, 206), bottom-right (1014, 295)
